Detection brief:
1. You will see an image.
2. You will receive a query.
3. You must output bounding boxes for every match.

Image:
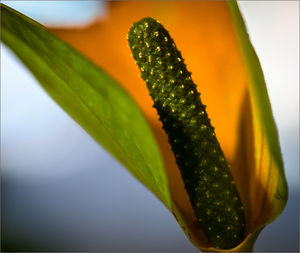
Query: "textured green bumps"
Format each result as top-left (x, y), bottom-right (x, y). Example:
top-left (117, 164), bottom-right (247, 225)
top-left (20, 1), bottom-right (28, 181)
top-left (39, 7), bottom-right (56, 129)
top-left (127, 17), bottom-right (245, 249)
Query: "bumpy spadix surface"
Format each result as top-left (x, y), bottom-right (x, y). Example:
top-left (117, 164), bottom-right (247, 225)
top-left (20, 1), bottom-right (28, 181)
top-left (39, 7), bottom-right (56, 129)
top-left (128, 17), bottom-right (245, 249)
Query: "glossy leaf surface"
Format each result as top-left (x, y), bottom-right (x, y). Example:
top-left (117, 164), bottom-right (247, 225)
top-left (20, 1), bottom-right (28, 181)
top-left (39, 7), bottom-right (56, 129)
top-left (1, 4), bottom-right (171, 209)
top-left (1, 2), bottom-right (288, 252)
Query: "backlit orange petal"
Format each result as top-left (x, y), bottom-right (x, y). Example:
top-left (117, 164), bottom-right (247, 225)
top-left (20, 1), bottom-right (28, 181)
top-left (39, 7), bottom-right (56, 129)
top-left (50, 1), bottom-right (287, 250)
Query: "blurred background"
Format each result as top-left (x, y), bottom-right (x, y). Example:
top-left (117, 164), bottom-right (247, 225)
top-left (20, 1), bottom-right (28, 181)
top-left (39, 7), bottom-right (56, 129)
top-left (1, 1), bottom-right (299, 252)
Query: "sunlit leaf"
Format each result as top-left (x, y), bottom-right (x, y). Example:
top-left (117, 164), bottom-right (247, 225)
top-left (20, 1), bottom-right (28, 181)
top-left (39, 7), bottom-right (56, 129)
top-left (1, 1), bottom-right (288, 252)
top-left (0, 3), bottom-right (172, 209)
top-left (227, 1), bottom-right (288, 229)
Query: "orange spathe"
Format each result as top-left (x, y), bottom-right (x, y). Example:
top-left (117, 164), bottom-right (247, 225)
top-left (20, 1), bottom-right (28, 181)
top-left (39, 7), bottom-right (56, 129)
top-left (50, 2), bottom-right (286, 251)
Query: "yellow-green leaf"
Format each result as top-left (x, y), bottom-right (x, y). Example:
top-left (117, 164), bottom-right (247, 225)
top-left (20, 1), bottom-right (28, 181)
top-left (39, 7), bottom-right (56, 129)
top-left (1, 1), bottom-right (289, 251)
top-left (227, 0), bottom-right (288, 228)
top-left (0, 3), bottom-right (172, 209)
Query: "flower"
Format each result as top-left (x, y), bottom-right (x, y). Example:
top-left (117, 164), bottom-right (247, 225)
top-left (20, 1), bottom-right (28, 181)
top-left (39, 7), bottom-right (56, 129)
top-left (50, 1), bottom-right (288, 251)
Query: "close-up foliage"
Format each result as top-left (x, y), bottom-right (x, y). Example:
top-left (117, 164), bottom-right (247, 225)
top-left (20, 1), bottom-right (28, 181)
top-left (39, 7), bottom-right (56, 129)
top-left (1, 1), bottom-right (298, 252)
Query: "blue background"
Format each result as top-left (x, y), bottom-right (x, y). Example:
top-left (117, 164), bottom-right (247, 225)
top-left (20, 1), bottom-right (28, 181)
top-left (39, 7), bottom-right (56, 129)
top-left (1, 1), bottom-right (299, 252)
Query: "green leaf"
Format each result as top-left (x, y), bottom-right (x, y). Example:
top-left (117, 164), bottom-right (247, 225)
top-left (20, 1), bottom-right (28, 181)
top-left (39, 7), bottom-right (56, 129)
top-left (0, 4), bottom-right (171, 208)
top-left (227, 1), bottom-right (288, 224)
